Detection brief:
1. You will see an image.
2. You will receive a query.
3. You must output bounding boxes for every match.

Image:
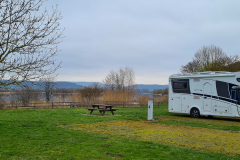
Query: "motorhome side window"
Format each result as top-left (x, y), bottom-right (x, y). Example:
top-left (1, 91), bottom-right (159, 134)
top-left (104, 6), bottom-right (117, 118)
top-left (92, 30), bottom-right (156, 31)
top-left (238, 90), bottom-right (240, 100)
top-left (172, 81), bottom-right (188, 89)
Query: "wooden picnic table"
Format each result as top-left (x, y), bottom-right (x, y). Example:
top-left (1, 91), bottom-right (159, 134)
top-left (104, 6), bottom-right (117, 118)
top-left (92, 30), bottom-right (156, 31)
top-left (87, 104), bottom-right (118, 115)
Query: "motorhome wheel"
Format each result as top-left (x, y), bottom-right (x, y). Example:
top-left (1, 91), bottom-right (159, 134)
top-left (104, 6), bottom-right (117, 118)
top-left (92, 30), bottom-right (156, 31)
top-left (190, 108), bottom-right (200, 118)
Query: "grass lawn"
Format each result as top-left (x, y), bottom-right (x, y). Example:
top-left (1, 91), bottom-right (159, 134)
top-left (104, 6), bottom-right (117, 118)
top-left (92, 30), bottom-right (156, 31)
top-left (0, 104), bottom-right (240, 159)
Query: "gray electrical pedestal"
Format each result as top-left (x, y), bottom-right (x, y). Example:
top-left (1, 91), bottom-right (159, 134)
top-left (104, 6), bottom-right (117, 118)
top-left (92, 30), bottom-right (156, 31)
top-left (148, 100), bottom-right (153, 120)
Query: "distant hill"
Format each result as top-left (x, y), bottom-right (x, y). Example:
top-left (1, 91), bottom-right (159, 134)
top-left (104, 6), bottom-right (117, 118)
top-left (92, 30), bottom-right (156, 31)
top-left (74, 82), bottom-right (104, 87)
top-left (134, 84), bottom-right (168, 91)
top-left (73, 82), bottom-right (168, 91)
top-left (2, 80), bottom-right (168, 91)
top-left (4, 81), bottom-right (83, 89)
top-left (55, 81), bottom-right (82, 89)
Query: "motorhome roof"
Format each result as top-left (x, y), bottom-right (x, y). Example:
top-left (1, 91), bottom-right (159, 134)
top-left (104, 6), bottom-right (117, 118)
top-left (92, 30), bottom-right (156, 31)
top-left (170, 71), bottom-right (236, 78)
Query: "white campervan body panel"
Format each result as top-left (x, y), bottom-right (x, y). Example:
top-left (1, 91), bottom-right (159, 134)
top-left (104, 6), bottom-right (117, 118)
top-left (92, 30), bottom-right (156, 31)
top-left (168, 71), bottom-right (240, 118)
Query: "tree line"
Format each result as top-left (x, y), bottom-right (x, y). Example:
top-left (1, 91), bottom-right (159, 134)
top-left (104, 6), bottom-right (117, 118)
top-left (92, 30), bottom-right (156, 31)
top-left (181, 45), bottom-right (240, 73)
top-left (0, 66), bottom-right (137, 106)
top-left (153, 88), bottom-right (168, 95)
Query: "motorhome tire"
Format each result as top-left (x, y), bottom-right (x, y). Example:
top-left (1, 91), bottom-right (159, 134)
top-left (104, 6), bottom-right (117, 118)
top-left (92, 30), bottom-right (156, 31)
top-left (190, 108), bottom-right (200, 118)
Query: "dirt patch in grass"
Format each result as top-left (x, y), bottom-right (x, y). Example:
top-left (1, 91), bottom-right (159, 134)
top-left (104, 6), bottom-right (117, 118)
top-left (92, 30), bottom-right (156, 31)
top-left (82, 114), bottom-right (122, 117)
top-left (66, 118), bottom-right (240, 155)
top-left (106, 153), bottom-right (123, 158)
top-left (99, 137), bottom-right (109, 140)
top-left (100, 144), bottom-right (112, 147)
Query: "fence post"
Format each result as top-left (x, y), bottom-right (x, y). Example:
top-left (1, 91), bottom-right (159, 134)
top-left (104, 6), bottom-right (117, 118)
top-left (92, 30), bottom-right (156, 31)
top-left (16, 102), bottom-right (18, 109)
top-left (52, 102), bottom-right (54, 109)
top-left (106, 101), bottom-right (108, 105)
top-left (123, 101), bottom-right (124, 107)
top-left (158, 102), bottom-right (159, 108)
top-left (34, 103), bottom-right (36, 109)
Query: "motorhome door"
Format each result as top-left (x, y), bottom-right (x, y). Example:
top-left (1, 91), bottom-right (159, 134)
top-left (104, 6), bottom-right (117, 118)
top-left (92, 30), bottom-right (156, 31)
top-left (236, 89), bottom-right (240, 115)
top-left (203, 82), bottom-right (212, 111)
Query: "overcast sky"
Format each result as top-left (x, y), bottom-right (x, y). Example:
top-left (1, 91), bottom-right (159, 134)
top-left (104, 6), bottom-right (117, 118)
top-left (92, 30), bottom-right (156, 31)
top-left (45, 0), bottom-right (240, 85)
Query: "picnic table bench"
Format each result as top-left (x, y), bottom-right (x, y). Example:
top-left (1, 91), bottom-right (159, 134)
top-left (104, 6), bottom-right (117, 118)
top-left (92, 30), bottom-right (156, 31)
top-left (87, 104), bottom-right (118, 115)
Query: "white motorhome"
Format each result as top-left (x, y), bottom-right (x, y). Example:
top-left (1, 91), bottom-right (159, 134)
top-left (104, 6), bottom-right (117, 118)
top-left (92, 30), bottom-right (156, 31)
top-left (168, 71), bottom-right (240, 118)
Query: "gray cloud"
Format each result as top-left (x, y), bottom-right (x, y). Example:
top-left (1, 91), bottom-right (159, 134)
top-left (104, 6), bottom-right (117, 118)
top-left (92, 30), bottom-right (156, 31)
top-left (44, 0), bottom-right (240, 84)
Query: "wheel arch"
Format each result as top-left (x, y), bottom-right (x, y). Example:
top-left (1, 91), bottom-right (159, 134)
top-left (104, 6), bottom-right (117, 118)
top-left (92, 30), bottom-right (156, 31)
top-left (189, 105), bottom-right (201, 115)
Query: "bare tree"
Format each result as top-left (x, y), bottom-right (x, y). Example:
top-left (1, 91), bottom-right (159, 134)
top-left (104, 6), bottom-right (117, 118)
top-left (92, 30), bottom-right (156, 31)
top-left (181, 45), bottom-right (240, 73)
top-left (180, 60), bottom-right (200, 73)
top-left (17, 85), bottom-right (35, 105)
top-left (153, 88), bottom-right (168, 95)
top-left (42, 76), bottom-right (55, 102)
top-left (9, 91), bottom-right (17, 108)
top-left (103, 66), bottom-right (135, 91)
top-left (162, 88), bottom-right (168, 95)
top-left (102, 70), bottom-right (116, 90)
top-left (80, 83), bottom-right (103, 102)
top-left (123, 66), bottom-right (135, 92)
top-left (54, 88), bottom-right (71, 102)
top-left (0, 93), bottom-right (5, 109)
top-left (0, 0), bottom-right (63, 87)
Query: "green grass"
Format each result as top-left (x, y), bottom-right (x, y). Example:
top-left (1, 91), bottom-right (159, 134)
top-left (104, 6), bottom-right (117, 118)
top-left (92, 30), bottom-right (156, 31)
top-left (0, 106), bottom-right (239, 159)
